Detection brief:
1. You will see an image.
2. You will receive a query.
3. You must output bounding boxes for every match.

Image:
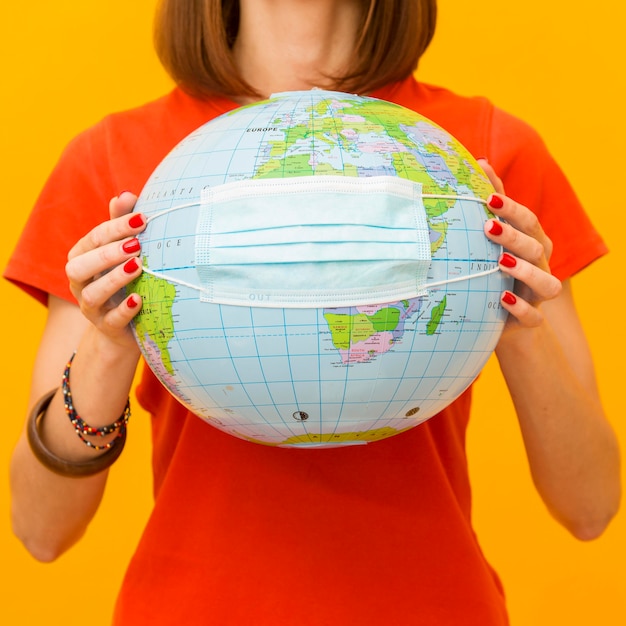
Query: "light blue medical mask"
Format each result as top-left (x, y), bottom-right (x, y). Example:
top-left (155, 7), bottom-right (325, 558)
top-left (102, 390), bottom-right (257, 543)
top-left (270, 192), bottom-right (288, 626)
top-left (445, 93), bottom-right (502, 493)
top-left (195, 176), bottom-right (431, 307)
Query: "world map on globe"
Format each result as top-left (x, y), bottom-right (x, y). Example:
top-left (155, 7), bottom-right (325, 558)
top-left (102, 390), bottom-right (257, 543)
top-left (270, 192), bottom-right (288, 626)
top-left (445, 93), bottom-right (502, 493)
top-left (129, 89), bottom-right (512, 447)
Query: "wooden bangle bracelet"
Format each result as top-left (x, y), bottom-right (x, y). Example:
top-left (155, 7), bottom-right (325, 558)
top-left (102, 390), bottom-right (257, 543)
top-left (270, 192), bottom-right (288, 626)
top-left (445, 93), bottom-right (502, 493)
top-left (26, 388), bottom-right (126, 478)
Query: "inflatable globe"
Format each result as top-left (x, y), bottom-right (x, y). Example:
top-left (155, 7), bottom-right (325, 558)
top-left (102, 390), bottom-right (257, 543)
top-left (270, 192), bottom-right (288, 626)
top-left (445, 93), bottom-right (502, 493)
top-left (129, 89), bottom-right (512, 447)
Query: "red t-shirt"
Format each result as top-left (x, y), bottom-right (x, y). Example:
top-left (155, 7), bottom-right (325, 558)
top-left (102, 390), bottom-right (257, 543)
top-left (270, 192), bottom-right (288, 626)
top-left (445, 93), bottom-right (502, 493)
top-left (5, 76), bottom-right (607, 625)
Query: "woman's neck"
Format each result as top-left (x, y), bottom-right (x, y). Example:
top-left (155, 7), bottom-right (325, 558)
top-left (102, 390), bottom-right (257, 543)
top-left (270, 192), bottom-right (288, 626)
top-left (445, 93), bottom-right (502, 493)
top-left (233, 0), bottom-right (364, 99)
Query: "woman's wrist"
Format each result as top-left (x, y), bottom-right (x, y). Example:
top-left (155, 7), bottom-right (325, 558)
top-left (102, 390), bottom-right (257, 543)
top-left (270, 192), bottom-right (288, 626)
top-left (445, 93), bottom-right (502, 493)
top-left (62, 352), bottom-right (130, 449)
top-left (27, 388), bottom-right (128, 477)
top-left (495, 315), bottom-right (550, 361)
top-left (31, 326), bottom-right (140, 468)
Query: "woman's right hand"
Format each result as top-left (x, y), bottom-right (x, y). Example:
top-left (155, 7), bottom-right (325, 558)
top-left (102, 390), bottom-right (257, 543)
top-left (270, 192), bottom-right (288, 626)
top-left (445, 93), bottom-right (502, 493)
top-left (65, 192), bottom-right (146, 348)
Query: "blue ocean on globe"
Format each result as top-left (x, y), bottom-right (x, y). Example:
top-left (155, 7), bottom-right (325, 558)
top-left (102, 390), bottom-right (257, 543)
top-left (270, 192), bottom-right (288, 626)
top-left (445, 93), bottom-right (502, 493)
top-left (129, 89), bottom-right (512, 447)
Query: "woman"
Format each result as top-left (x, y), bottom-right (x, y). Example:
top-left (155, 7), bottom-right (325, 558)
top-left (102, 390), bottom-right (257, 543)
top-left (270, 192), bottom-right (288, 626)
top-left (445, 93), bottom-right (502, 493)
top-left (5, 1), bottom-right (620, 624)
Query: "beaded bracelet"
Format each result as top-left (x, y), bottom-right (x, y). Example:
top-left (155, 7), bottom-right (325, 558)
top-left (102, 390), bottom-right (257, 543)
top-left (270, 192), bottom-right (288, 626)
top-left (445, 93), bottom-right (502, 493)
top-left (27, 389), bottom-right (127, 478)
top-left (62, 352), bottom-right (130, 450)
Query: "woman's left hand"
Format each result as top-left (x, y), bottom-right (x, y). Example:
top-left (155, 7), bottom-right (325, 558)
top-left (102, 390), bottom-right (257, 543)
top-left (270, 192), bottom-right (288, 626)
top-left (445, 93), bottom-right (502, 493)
top-left (479, 159), bottom-right (562, 330)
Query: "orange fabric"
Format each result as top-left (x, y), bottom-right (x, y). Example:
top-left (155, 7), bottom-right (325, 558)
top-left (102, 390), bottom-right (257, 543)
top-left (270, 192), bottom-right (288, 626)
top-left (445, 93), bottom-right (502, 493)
top-left (5, 77), bottom-right (607, 625)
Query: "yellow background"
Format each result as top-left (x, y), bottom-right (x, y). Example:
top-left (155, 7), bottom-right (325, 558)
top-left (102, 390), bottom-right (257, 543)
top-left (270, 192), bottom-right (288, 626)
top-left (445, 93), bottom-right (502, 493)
top-left (1, 1), bottom-right (624, 623)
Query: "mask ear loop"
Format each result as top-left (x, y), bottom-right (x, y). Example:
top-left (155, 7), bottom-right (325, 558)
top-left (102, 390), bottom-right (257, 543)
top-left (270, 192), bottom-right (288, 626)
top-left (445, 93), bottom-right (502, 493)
top-left (143, 201), bottom-right (202, 224)
top-left (138, 194), bottom-right (505, 297)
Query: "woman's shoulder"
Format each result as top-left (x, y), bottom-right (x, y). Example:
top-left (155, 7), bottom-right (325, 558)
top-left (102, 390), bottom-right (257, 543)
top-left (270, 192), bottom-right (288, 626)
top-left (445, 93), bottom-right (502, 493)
top-left (65, 88), bottom-right (237, 160)
top-left (53, 89), bottom-right (239, 196)
top-left (383, 75), bottom-right (545, 159)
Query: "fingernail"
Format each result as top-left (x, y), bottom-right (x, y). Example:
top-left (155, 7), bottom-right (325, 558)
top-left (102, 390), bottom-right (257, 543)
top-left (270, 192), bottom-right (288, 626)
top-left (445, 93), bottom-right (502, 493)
top-left (500, 253), bottom-right (517, 268)
top-left (129, 214), bottom-right (145, 228)
top-left (127, 295), bottom-right (139, 308)
top-left (488, 220), bottom-right (503, 236)
top-left (488, 195), bottom-right (504, 209)
top-left (502, 291), bottom-right (517, 305)
top-left (476, 156), bottom-right (489, 162)
top-left (124, 258), bottom-right (140, 274)
top-left (122, 237), bottom-right (140, 254)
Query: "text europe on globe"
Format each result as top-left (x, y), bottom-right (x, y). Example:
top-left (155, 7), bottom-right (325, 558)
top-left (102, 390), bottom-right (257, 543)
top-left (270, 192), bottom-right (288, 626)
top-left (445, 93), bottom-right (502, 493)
top-left (128, 89), bottom-right (513, 448)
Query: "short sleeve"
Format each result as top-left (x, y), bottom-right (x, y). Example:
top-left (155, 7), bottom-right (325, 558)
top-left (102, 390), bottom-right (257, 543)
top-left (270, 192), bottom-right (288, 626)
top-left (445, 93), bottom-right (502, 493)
top-left (487, 107), bottom-right (607, 281)
top-left (4, 122), bottom-right (115, 305)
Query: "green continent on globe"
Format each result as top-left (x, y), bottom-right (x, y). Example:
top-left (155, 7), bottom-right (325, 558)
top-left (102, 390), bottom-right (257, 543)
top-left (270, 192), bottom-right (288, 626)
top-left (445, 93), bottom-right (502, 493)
top-left (323, 301), bottom-right (419, 365)
top-left (324, 307), bottom-right (401, 351)
top-left (426, 296), bottom-right (447, 336)
top-left (128, 263), bottom-right (177, 376)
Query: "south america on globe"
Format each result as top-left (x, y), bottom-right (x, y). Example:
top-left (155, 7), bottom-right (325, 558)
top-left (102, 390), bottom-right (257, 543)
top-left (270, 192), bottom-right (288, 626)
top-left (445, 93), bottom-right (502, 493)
top-left (128, 89), bottom-right (513, 448)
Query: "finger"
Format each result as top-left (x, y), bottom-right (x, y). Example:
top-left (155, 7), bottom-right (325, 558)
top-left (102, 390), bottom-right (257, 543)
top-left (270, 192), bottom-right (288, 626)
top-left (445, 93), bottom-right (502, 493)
top-left (68, 210), bottom-right (146, 260)
top-left (476, 158), bottom-right (505, 195)
top-left (500, 291), bottom-right (545, 328)
top-left (109, 191), bottom-right (138, 220)
top-left (75, 256), bottom-right (143, 314)
top-left (66, 231), bottom-right (142, 289)
top-left (486, 193), bottom-right (553, 261)
top-left (498, 253), bottom-right (562, 303)
top-left (83, 292), bottom-right (144, 351)
top-left (484, 218), bottom-right (549, 272)
top-left (101, 293), bottom-right (143, 334)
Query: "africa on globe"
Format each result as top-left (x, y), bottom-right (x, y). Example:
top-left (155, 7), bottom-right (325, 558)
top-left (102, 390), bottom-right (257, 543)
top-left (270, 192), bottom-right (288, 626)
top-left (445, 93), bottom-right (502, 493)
top-left (128, 89), bottom-right (512, 448)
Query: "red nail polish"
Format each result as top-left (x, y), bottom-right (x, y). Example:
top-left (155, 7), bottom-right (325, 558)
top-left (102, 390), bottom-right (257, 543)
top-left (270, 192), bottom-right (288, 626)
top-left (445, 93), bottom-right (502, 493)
top-left (488, 195), bottom-right (504, 209)
top-left (500, 253), bottom-right (517, 268)
top-left (502, 291), bottom-right (517, 305)
top-left (129, 214), bottom-right (145, 229)
top-left (488, 220), bottom-right (503, 236)
top-left (122, 237), bottom-right (140, 254)
top-left (124, 258), bottom-right (140, 274)
top-left (127, 295), bottom-right (139, 308)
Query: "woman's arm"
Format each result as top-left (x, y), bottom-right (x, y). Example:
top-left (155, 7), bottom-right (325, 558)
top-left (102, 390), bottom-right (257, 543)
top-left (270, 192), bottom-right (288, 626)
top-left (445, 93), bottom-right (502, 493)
top-left (10, 193), bottom-right (145, 561)
top-left (481, 164), bottom-right (621, 539)
top-left (496, 281), bottom-right (620, 540)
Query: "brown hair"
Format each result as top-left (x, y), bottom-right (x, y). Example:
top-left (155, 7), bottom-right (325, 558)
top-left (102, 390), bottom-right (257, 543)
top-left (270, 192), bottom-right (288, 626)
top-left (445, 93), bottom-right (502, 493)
top-left (154, 0), bottom-right (437, 99)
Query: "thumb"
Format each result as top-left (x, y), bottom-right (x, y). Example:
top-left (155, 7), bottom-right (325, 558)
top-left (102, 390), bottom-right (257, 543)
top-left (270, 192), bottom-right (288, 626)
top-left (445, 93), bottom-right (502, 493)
top-left (476, 158), bottom-right (505, 195)
top-left (109, 191), bottom-right (138, 220)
